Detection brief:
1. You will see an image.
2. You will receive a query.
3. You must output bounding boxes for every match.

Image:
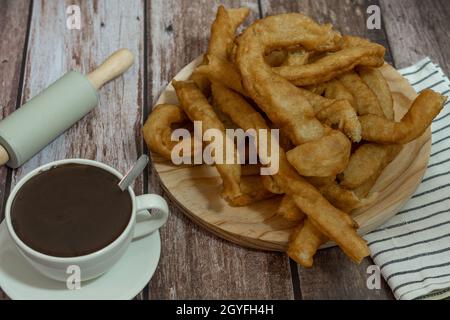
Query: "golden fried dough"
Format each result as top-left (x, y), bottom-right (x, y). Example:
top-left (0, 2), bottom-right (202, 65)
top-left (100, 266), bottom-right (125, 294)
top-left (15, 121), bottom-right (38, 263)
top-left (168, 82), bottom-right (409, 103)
top-left (194, 55), bottom-right (247, 96)
top-left (288, 220), bottom-right (328, 267)
top-left (309, 79), bottom-right (356, 110)
top-left (278, 195), bottom-right (305, 222)
top-left (308, 177), bottom-right (374, 212)
top-left (360, 89), bottom-right (447, 144)
top-left (338, 71), bottom-right (385, 116)
top-left (235, 14), bottom-right (357, 177)
top-left (358, 66), bottom-right (395, 120)
top-left (211, 81), bottom-right (369, 264)
top-left (190, 6), bottom-right (249, 94)
top-left (143, 104), bottom-right (190, 160)
top-left (297, 87), bottom-right (361, 142)
top-left (172, 80), bottom-right (243, 204)
top-left (340, 143), bottom-right (401, 189)
top-left (351, 144), bottom-right (403, 198)
top-left (274, 36), bottom-right (385, 86)
top-left (286, 129), bottom-right (351, 177)
top-left (281, 50), bottom-right (310, 66)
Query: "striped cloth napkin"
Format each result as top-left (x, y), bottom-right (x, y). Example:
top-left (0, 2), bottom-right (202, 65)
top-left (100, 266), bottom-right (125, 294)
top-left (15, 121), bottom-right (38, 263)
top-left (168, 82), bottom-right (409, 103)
top-left (364, 58), bottom-right (450, 300)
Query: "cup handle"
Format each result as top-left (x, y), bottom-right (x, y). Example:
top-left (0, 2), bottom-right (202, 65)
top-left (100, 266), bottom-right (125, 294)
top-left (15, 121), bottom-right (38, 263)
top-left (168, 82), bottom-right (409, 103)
top-left (133, 194), bottom-right (169, 240)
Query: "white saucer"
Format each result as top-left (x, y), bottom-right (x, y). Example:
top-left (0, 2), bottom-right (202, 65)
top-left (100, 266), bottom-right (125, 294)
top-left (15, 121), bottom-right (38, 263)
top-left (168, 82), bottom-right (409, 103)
top-left (0, 221), bottom-right (160, 300)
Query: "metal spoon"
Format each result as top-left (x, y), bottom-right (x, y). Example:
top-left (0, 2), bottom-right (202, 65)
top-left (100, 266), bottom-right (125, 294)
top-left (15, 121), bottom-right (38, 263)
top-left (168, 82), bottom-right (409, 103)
top-left (118, 154), bottom-right (149, 191)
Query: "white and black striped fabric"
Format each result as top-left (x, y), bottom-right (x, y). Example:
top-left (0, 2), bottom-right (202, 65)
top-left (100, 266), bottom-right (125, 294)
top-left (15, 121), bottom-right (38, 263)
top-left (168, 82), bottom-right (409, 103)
top-left (364, 58), bottom-right (450, 300)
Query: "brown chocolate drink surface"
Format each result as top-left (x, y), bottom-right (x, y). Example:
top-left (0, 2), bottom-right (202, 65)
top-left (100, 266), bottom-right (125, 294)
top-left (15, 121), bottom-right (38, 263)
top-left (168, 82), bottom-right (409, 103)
top-left (11, 164), bottom-right (132, 257)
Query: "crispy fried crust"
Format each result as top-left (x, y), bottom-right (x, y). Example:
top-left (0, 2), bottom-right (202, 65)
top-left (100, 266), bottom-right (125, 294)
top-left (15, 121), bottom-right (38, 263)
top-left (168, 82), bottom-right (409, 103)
top-left (278, 195), bottom-right (306, 222)
top-left (236, 14), bottom-right (356, 177)
top-left (288, 220), bottom-right (328, 267)
top-left (274, 36), bottom-right (385, 86)
top-left (358, 66), bottom-right (395, 120)
top-left (190, 6), bottom-right (250, 94)
top-left (352, 145), bottom-right (403, 198)
top-left (143, 104), bottom-right (189, 160)
top-left (286, 129), bottom-right (351, 177)
top-left (340, 143), bottom-right (402, 189)
top-left (172, 80), bottom-right (242, 203)
top-left (297, 87), bottom-right (361, 142)
top-left (211, 81), bottom-right (369, 264)
top-left (310, 79), bottom-right (356, 110)
top-left (360, 89), bottom-right (447, 144)
top-left (308, 177), bottom-right (373, 212)
top-left (339, 71), bottom-right (385, 116)
top-left (236, 13), bottom-right (342, 145)
top-left (194, 55), bottom-right (247, 96)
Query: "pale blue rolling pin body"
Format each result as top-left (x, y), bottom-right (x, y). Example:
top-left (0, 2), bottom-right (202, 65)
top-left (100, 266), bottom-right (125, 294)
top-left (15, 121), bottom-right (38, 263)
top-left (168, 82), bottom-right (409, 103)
top-left (0, 72), bottom-right (97, 168)
top-left (0, 49), bottom-right (134, 168)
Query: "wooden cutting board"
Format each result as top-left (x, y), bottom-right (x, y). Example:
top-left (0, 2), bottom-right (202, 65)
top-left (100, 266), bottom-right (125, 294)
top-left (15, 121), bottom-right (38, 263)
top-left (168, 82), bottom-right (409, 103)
top-left (150, 57), bottom-right (430, 251)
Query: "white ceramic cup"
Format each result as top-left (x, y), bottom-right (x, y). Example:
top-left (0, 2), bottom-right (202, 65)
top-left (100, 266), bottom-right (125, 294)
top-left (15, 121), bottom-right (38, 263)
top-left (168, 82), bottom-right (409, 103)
top-left (5, 158), bottom-right (169, 282)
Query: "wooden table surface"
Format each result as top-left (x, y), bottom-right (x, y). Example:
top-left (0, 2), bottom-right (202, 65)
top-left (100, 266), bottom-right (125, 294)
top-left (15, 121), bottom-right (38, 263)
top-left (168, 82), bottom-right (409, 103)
top-left (0, 0), bottom-right (448, 300)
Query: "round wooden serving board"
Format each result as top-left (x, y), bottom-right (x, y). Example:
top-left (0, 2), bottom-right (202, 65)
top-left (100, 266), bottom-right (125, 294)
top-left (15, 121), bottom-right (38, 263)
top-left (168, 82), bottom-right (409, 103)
top-left (151, 57), bottom-right (431, 251)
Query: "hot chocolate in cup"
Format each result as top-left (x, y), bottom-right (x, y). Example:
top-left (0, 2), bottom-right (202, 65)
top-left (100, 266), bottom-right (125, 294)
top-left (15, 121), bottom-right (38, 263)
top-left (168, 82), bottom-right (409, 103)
top-left (5, 158), bottom-right (169, 282)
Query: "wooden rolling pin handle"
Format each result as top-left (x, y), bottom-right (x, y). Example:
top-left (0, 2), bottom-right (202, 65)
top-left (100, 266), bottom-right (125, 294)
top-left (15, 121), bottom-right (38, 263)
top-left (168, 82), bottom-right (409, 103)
top-left (0, 145), bottom-right (9, 166)
top-left (86, 49), bottom-right (134, 90)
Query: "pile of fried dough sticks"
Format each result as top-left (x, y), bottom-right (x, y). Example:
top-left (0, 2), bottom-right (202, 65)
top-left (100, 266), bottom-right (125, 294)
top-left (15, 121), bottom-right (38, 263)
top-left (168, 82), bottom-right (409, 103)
top-left (144, 6), bottom-right (446, 267)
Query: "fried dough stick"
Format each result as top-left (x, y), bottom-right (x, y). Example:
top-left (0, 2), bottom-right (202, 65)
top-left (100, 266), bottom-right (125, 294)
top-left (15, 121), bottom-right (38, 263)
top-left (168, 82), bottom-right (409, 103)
top-left (263, 171), bottom-right (370, 212)
top-left (308, 79), bottom-right (356, 110)
top-left (190, 6), bottom-right (250, 93)
top-left (286, 129), bottom-right (351, 177)
top-left (143, 104), bottom-right (190, 160)
top-left (265, 50), bottom-right (289, 67)
top-left (352, 145), bottom-right (403, 198)
top-left (273, 36), bottom-right (386, 86)
top-left (281, 50), bottom-right (310, 66)
top-left (173, 80), bottom-right (272, 206)
top-left (360, 89), bottom-right (447, 144)
top-left (288, 220), bottom-right (328, 267)
top-left (211, 82), bottom-right (370, 264)
top-left (236, 14), bottom-right (357, 177)
top-left (290, 172), bottom-right (376, 266)
top-left (296, 87), bottom-right (361, 142)
top-left (278, 195), bottom-right (305, 222)
top-left (307, 176), bottom-right (374, 212)
top-left (339, 144), bottom-right (402, 189)
top-left (358, 66), bottom-right (394, 120)
top-left (338, 71), bottom-right (385, 116)
top-left (208, 6), bottom-right (249, 60)
top-left (236, 13), bottom-right (342, 145)
top-left (195, 55), bottom-right (247, 96)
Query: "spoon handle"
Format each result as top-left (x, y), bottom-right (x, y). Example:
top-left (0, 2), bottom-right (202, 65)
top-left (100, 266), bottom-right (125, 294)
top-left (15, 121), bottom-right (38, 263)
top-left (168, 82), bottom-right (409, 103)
top-left (118, 155), bottom-right (149, 191)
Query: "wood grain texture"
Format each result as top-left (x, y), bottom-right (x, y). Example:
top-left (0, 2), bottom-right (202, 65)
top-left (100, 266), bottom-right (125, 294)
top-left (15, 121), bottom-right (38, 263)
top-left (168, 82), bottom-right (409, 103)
top-left (298, 249), bottom-right (393, 299)
top-left (0, 0), bottom-right (31, 220)
top-left (0, 0), bottom-right (31, 300)
top-left (13, 0), bottom-right (144, 184)
top-left (260, 0), bottom-right (396, 299)
top-left (146, 0), bottom-right (295, 299)
top-left (4, 0), bottom-right (144, 299)
top-left (380, 0), bottom-right (450, 73)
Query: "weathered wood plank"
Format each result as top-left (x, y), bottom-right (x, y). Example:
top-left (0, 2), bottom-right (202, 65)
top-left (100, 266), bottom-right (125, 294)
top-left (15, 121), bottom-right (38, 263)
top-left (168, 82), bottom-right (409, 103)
top-left (380, 0), bottom-right (450, 73)
top-left (0, 0), bottom-right (31, 220)
top-left (146, 0), bottom-right (295, 299)
top-left (260, 0), bottom-right (394, 299)
top-left (0, 0), bottom-right (32, 301)
top-left (7, 0), bottom-right (144, 298)
top-left (13, 0), bottom-right (144, 183)
top-left (298, 250), bottom-right (393, 299)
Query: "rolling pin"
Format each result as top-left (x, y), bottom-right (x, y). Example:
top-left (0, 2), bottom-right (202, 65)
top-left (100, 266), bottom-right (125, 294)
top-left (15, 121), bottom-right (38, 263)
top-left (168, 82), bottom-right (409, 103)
top-left (0, 49), bottom-right (134, 168)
